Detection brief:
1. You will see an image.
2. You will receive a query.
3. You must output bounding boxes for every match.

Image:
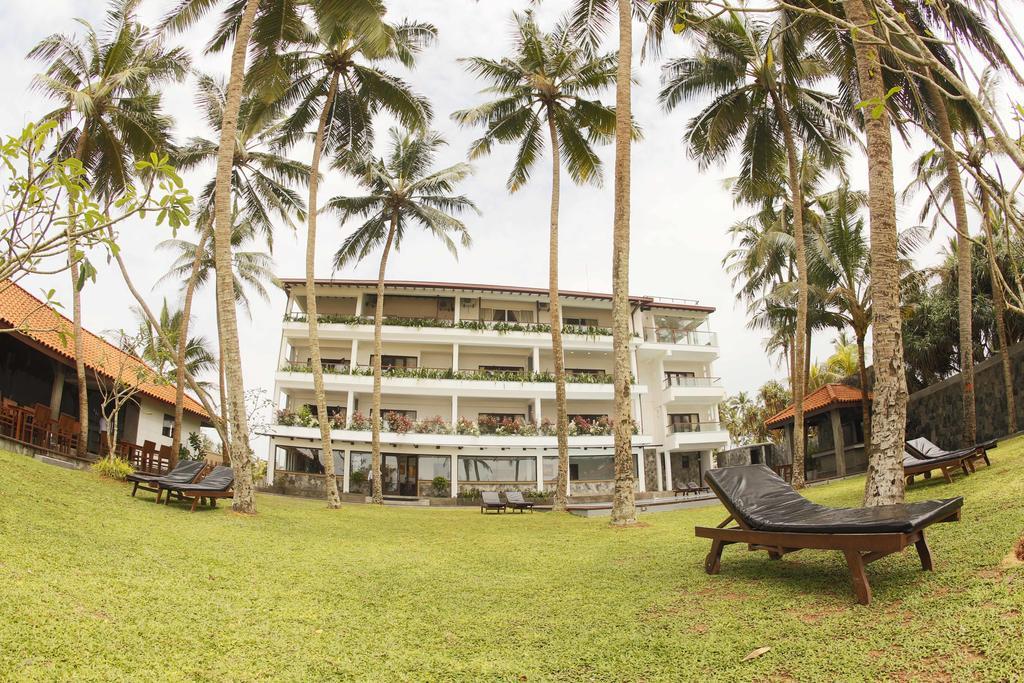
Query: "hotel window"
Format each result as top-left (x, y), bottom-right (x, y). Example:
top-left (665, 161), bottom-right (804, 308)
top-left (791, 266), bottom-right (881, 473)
top-left (275, 446), bottom-right (343, 474)
top-left (306, 357), bottom-right (348, 372)
top-left (567, 368), bottom-right (604, 377)
top-left (370, 355), bottom-right (418, 369)
top-left (478, 412), bottom-right (526, 422)
top-left (162, 414), bottom-right (174, 438)
top-left (478, 365), bottom-right (524, 374)
top-left (376, 409), bottom-right (417, 421)
top-left (563, 317), bottom-right (600, 327)
top-left (483, 307), bottom-right (535, 323)
top-left (664, 371), bottom-right (696, 387)
top-left (304, 404), bottom-right (345, 418)
top-left (459, 457), bottom-right (537, 482)
top-left (417, 455), bottom-right (451, 481)
top-left (668, 413), bottom-right (701, 432)
top-left (568, 453), bottom-right (638, 481)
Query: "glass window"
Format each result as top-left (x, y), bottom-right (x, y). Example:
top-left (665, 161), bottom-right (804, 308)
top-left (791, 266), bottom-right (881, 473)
top-left (569, 454), bottom-right (614, 481)
top-left (162, 413), bottom-right (174, 438)
top-left (563, 317), bottom-right (600, 327)
top-left (459, 457), bottom-right (536, 482)
top-left (418, 456), bottom-right (451, 481)
top-left (543, 456), bottom-right (558, 481)
top-left (275, 446), bottom-right (343, 474)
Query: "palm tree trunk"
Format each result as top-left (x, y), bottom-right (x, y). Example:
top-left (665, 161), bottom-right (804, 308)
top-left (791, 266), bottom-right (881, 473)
top-left (305, 72), bottom-right (342, 509)
top-left (546, 110), bottom-right (570, 512)
top-left (856, 330), bottom-right (871, 447)
top-left (216, 301), bottom-right (230, 464)
top-left (980, 190), bottom-right (1017, 434)
top-left (610, 0), bottom-right (636, 526)
top-left (845, 0), bottom-right (908, 507)
top-left (927, 84), bottom-right (976, 446)
top-left (212, 0), bottom-right (260, 513)
top-left (769, 87), bottom-right (808, 488)
top-left (70, 132), bottom-right (90, 457)
top-left (371, 213), bottom-right (399, 505)
top-left (171, 227), bottom-right (209, 462)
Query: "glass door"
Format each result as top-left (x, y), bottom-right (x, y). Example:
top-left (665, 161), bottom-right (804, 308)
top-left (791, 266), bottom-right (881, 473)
top-left (382, 454), bottom-right (418, 496)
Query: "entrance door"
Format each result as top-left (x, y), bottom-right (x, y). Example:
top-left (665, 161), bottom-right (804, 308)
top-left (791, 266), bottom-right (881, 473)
top-left (382, 454), bottom-right (418, 496)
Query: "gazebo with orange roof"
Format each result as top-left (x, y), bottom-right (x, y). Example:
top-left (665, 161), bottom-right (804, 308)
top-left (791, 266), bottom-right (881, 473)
top-left (764, 383), bottom-right (872, 481)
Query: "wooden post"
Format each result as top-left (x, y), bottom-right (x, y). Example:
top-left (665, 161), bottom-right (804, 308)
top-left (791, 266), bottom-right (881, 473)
top-left (830, 408), bottom-right (847, 477)
top-left (49, 363), bottom-right (66, 420)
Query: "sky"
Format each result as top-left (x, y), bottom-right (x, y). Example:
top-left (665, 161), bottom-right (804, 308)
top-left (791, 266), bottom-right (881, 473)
top-left (1, 0), bottom-right (968, 430)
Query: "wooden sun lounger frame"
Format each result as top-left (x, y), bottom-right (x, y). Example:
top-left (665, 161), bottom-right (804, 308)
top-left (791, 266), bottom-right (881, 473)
top-left (695, 493), bottom-right (961, 605)
top-left (904, 456), bottom-right (971, 485)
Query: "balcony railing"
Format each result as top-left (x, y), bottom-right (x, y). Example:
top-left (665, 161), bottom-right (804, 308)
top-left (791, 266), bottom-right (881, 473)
top-left (663, 375), bottom-right (722, 389)
top-left (279, 363), bottom-right (619, 385)
top-left (283, 312), bottom-right (611, 337)
top-left (666, 421), bottom-right (722, 434)
top-left (643, 327), bottom-right (717, 346)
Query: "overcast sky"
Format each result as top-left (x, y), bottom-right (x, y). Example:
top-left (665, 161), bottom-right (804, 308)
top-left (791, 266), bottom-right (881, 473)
top-left (3, 0), bottom-right (965, 423)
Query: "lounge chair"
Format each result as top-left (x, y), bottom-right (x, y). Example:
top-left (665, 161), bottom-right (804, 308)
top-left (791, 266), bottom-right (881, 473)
top-left (695, 465), bottom-right (963, 604)
top-left (161, 465), bottom-right (235, 512)
top-left (907, 437), bottom-right (993, 471)
top-left (504, 491), bottom-right (535, 513)
top-left (903, 450), bottom-right (970, 486)
top-left (480, 491), bottom-right (506, 514)
top-left (127, 460), bottom-right (206, 498)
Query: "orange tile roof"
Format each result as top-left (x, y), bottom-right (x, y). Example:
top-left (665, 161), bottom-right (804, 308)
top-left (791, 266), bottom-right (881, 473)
top-left (0, 280), bottom-right (209, 419)
top-left (764, 383), bottom-right (871, 428)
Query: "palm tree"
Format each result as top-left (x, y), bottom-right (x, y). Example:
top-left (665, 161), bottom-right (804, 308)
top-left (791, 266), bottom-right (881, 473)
top-left (169, 72), bottom-right (309, 467)
top-left (453, 10), bottom-right (618, 512)
top-left (660, 12), bottom-right (850, 488)
top-left (134, 300), bottom-right (216, 387)
top-left (267, 4), bottom-right (434, 510)
top-left (567, 0), bottom-right (643, 526)
top-left (328, 128), bottom-right (476, 505)
top-left (29, 0), bottom-right (188, 458)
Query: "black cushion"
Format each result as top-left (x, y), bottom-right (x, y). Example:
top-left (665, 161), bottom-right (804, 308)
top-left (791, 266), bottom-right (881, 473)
top-left (167, 465), bottom-right (234, 493)
top-left (907, 437), bottom-right (977, 460)
top-left (704, 465), bottom-right (963, 534)
top-left (903, 450), bottom-right (966, 468)
top-left (129, 460), bottom-right (205, 485)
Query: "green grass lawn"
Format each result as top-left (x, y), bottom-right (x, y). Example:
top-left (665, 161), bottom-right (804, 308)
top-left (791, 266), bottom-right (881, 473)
top-left (1, 442), bottom-right (1023, 682)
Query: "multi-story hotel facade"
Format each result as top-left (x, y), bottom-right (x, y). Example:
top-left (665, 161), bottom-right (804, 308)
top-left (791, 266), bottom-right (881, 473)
top-left (262, 280), bottom-right (729, 501)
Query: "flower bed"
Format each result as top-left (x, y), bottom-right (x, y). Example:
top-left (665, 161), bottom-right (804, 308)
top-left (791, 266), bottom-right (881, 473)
top-left (283, 312), bottom-right (612, 337)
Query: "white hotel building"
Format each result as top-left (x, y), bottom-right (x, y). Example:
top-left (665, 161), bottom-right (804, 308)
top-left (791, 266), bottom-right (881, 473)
top-left (262, 280), bottom-right (728, 501)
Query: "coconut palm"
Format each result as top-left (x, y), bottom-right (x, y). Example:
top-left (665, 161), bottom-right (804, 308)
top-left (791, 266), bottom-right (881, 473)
top-left (28, 0), bottom-right (188, 458)
top-left (134, 301), bottom-right (216, 388)
top-left (328, 128), bottom-right (476, 505)
top-left (660, 12), bottom-right (850, 488)
top-left (453, 10), bottom-right (619, 512)
top-left (168, 72), bottom-right (309, 462)
top-left (567, 0), bottom-right (646, 526)
top-left (266, 4), bottom-right (434, 510)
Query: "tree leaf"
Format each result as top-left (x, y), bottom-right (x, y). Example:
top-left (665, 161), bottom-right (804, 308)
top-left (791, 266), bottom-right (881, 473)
top-left (742, 646), bottom-right (771, 661)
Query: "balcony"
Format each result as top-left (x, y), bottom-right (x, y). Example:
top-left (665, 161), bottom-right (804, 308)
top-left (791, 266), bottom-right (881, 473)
top-left (664, 421), bottom-right (729, 450)
top-left (662, 375), bottom-right (726, 405)
top-left (275, 363), bottom-right (647, 400)
top-left (663, 375), bottom-right (722, 389)
top-left (636, 327), bottom-right (719, 361)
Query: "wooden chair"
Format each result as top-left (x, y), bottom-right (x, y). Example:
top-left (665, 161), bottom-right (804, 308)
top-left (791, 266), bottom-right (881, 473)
top-left (160, 466), bottom-right (234, 512)
top-left (27, 404), bottom-right (53, 447)
top-left (695, 465), bottom-right (963, 605)
top-left (0, 402), bottom-right (17, 438)
top-left (54, 415), bottom-right (80, 454)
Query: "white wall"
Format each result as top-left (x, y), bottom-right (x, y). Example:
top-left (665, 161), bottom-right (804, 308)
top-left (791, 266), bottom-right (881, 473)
top-left (133, 395), bottom-right (204, 449)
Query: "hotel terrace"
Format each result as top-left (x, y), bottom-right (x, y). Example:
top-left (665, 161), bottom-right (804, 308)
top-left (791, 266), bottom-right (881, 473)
top-left (262, 279), bottom-right (729, 500)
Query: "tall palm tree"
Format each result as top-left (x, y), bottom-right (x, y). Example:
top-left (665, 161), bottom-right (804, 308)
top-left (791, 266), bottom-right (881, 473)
top-left (660, 12), bottom-right (849, 488)
top-left (158, 212), bottom-right (277, 453)
top-left (134, 300), bottom-right (216, 387)
top-left (328, 128), bottom-right (476, 505)
top-left (268, 4), bottom-right (434, 510)
top-left (453, 10), bottom-right (619, 512)
top-left (29, 0), bottom-right (188, 458)
top-left (567, 0), bottom-right (644, 526)
top-left (169, 72), bottom-right (309, 464)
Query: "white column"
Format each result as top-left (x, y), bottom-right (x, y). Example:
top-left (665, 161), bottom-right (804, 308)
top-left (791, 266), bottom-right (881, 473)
top-left (452, 343), bottom-right (460, 373)
top-left (349, 339), bottom-right (359, 373)
top-left (664, 451), bottom-right (673, 491)
top-left (534, 397), bottom-right (542, 424)
top-left (655, 448), bottom-right (663, 492)
top-left (532, 346), bottom-right (540, 372)
top-left (450, 453), bottom-right (458, 497)
top-left (451, 395), bottom-right (459, 427)
top-left (342, 449), bottom-right (350, 493)
top-left (536, 453), bottom-right (544, 492)
top-left (637, 448), bottom-right (646, 492)
top-left (346, 391), bottom-right (355, 424)
top-left (354, 293), bottom-right (363, 317)
top-left (266, 439), bottom-right (276, 485)
top-left (453, 295), bottom-right (461, 323)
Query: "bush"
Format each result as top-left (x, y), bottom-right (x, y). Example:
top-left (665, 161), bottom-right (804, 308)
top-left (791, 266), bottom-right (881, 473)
top-left (414, 415), bottom-right (450, 434)
top-left (91, 457), bottom-right (133, 481)
top-left (430, 476), bottom-right (449, 496)
top-left (456, 487), bottom-right (482, 500)
top-left (385, 411), bottom-right (413, 434)
top-left (455, 417), bottom-right (480, 436)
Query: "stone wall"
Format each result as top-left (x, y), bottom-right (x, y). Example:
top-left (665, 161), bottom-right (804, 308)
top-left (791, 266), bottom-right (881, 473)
top-left (906, 341), bottom-right (1024, 449)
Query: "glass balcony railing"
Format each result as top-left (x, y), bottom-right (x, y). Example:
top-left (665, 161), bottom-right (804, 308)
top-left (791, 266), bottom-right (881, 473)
top-left (284, 312), bottom-right (612, 337)
top-left (279, 363), bottom-right (619, 385)
top-left (663, 375), bottom-right (722, 389)
top-left (643, 327), bottom-right (717, 346)
top-left (666, 421), bottom-right (722, 434)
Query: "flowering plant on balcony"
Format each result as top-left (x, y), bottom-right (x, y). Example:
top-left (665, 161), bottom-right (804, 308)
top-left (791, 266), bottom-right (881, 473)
top-left (539, 418), bottom-right (556, 436)
top-left (414, 415), bottom-right (450, 434)
top-left (455, 417), bottom-right (480, 436)
top-left (328, 410), bottom-right (346, 429)
top-left (276, 408), bottom-right (299, 426)
top-left (384, 411), bottom-right (414, 434)
top-left (348, 411), bottom-right (374, 431)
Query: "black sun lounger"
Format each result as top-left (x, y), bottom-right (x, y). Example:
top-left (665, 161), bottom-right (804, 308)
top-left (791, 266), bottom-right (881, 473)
top-left (162, 466), bottom-right (235, 512)
top-left (695, 465), bottom-right (963, 604)
top-left (907, 436), bottom-right (993, 470)
top-left (903, 450), bottom-right (972, 485)
top-left (504, 491), bottom-right (535, 513)
top-left (127, 460), bottom-right (206, 498)
top-left (480, 491), bottom-right (506, 514)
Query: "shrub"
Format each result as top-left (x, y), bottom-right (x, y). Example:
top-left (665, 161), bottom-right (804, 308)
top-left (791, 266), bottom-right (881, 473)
top-left (456, 487), bottom-right (482, 500)
top-left (385, 412), bottom-right (413, 434)
top-left (91, 457), bottom-right (133, 481)
top-left (297, 405), bottom-right (318, 428)
top-left (455, 417), bottom-right (479, 436)
top-left (329, 410), bottom-right (346, 429)
top-left (430, 476), bottom-right (450, 496)
top-left (350, 470), bottom-right (367, 486)
top-left (276, 408), bottom-right (298, 426)
top-left (414, 415), bottom-right (450, 434)
top-left (539, 418), bottom-right (556, 436)
top-left (348, 411), bottom-right (372, 431)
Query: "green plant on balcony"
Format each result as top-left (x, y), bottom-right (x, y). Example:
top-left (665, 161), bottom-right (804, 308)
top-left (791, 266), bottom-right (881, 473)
top-left (414, 415), bottom-right (450, 434)
top-left (348, 411), bottom-right (376, 431)
top-left (455, 417), bottom-right (480, 436)
top-left (384, 411), bottom-right (414, 434)
top-left (430, 476), bottom-right (450, 497)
